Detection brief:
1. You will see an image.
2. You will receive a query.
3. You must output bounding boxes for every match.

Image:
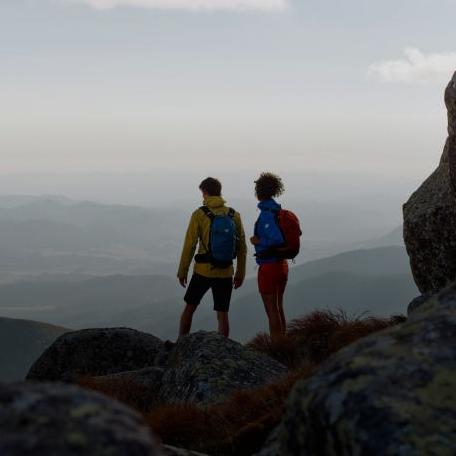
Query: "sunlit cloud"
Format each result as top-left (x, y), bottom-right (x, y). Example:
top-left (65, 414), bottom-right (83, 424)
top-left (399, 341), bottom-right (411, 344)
top-left (368, 47), bottom-right (456, 83)
top-left (55, 0), bottom-right (290, 11)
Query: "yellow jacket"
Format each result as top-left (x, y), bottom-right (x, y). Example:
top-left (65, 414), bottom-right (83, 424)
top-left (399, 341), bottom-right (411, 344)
top-left (177, 196), bottom-right (247, 280)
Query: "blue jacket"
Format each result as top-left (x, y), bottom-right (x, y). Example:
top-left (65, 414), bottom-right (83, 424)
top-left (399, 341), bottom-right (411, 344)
top-left (253, 199), bottom-right (284, 264)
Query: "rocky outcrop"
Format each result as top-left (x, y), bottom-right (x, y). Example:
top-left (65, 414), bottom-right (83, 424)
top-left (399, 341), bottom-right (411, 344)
top-left (403, 71), bottom-right (456, 293)
top-left (0, 381), bottom-right (162, 455)
top-left (19, 329), bottom-right (287, 454)
top-left (159, 331), bottom-right (286, 405)
top-left (258, 282), bottom-right (456, 456)
top-left (26, 327), bottom-right (164, 382)
top-left (26, 329), bottom-right (286, 406)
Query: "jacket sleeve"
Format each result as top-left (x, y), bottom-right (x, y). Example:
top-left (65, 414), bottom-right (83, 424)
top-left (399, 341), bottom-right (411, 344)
top-left (234, 212), bottom-right (247, 280)
top-left (177, 211), bottom-right (200, 279)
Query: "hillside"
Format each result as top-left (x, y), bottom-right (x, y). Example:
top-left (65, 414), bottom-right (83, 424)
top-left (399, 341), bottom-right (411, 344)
top-left (181, 246), bottom-right (418, 341)
top-left (0, 197), bottom-right (188, 281)
top-left (0, 195), bottom-right (405, 283)
top-left (0, 274), bottom-right (181, 329)
top-left (0, 245), bottom-right (418, 378)
top-left (0, 317), bottom-right (69, 381)
top-left (291, 245), bottom-right (411, 279)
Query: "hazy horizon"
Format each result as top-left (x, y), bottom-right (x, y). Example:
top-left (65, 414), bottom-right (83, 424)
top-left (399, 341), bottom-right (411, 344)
top-left (0, 168), bottom-right (419, 241)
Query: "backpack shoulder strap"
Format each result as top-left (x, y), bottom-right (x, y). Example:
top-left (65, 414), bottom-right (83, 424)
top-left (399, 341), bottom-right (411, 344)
top-left (200, 205), bottom-right (214, 220)
top-left (201, 206), bottom-right (235, 219)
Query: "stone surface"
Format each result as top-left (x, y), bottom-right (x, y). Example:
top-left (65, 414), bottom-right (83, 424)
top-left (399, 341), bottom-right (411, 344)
top-left (259, 282), bottom-right (456, 456)
top-left (159, 330), bottom-right (287, 405)
top-left (0, 381), bottom-right (163, 455)
top-left (94, 366), bottom-right (165, 390)
top-left (163, 445), bottom-right (210, 456)
top-left (26, 327), bottom-right (164, 382)
top-left (403, 70), bottom-right (456, 294)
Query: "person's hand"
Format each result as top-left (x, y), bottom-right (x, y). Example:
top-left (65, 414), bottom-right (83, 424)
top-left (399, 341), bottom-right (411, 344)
top-left (179, 277), bottom-right (187, 288)
top-left (250, 235), bottom-right (260, 245)
top-left (233, 277), bottom-right (243, 289)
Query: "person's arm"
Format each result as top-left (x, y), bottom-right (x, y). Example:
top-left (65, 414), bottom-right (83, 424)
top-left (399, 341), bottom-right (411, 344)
top-left (233, 212), bottom-right (247, 287)
top-left (177, 211), bottom-right (199, 286)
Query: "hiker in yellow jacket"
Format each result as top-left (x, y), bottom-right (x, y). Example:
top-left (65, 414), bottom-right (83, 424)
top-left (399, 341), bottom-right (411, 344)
top-left (177, 177), bottom-right (247, 338)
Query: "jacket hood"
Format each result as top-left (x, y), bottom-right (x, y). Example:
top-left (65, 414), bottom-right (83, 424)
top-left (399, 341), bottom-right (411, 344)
top-left (258, 198), bottom-right (281, 211)
top-left (203, 195), bottom-right (227, 209)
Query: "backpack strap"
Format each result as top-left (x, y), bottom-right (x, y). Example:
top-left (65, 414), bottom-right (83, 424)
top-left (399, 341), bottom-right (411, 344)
top-left (200, 206), bottom-right (235, 219)
top-left (200, 205), bottom-right (214, 220)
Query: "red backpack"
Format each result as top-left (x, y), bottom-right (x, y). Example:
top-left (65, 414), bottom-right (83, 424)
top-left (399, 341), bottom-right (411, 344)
top-left (256, 209), bottom-right (302, 260)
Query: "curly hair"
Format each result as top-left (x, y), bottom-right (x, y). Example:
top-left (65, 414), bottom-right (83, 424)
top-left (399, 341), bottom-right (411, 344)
top-left (254, 172), bottom-right (285, 201)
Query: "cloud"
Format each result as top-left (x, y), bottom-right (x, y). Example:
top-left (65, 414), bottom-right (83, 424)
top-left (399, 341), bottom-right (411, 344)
top-left (56, 0), bottom-right (290, 11)
top-left (368, 47), bottom-right (456, 83)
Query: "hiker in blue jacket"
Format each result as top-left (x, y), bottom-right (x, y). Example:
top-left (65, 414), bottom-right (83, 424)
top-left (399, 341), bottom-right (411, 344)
top-left (250, 172), bottom-right (289, 343)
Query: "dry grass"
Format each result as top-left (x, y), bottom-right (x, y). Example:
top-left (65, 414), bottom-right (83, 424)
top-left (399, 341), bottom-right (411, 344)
top-left (80, 309), bottom-right (405, 455)
top-left (143, 366), bottom-right (313, 455)
top-left (248, 309), bottom-right (406, 366)
top-left (77, 375), bottom-right (157, 413)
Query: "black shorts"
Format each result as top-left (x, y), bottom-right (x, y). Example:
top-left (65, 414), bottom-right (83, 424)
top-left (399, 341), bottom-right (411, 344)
top-left (184, 273), bottom-right (233, 312)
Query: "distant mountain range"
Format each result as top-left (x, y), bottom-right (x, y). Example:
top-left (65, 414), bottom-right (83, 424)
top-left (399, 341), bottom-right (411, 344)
top-left (0, 195), bottom-right (404, 283)
top-left (0, 196), bottom-right (188, 281)
top-left (0, 195), bottom-right (415, 380)
top-left (0, 245), bottom-right (419, 381)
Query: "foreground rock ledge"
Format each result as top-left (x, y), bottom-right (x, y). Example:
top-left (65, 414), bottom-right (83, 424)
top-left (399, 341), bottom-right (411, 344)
top-left (0, 381), bottom-right (163, 455)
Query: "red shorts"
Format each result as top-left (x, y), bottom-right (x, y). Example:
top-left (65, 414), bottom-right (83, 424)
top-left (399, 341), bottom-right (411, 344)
top-left (257, 260), bottom-right (289, 295)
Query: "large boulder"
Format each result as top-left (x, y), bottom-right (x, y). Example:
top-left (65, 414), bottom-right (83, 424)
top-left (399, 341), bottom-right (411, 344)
top-left (159, 331), bottom-right (287, 405)
top-left (258, 282), bottom-right (456, 455)
top-left (26, 327), bottom-right (164, 382)
top-left (0, 381), bottom-right (163, 455)
top-left (26, 328), bottom-right (286, 407)
top-left (403, 70), bottom-right (456, 293)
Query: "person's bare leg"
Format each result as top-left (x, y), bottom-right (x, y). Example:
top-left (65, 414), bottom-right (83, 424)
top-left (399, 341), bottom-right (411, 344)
top-left (261, 293), bottom-right (283, 342)
top-left (277, 293), bottom-right (286, 336)
top-left (217, 311), bottom-right (229, 337)
top-left (179, 303), bottom-right (196, 337)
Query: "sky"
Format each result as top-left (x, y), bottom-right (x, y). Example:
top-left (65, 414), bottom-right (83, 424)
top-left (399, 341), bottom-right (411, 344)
top-left (1, 0), bottom-right (456, 213)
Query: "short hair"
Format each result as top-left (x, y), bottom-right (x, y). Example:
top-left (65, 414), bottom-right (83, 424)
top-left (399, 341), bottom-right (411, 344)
top-left (254, 172), bottom-right (285, 200)
top-left (199, 177), bottom-right (222, 196)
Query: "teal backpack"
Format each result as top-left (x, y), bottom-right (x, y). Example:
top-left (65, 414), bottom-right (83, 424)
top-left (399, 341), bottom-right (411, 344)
top-left (194, 206), bottom-right (237, 269)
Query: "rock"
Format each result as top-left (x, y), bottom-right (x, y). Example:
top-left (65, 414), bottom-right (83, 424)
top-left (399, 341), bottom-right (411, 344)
top-left (447, 73), bottom-right (456, 193)
top-left (0, 381), bottom-right (163, 455)
top-left (258, 283), bottom-right (456, 455)
top-left (94, 366), bottom-right (165, 391)
top-left (163, 445), bottom-right (210, 455)
top-left (159, 331), bottom-right (287, 405)
top-left (406, 289), bottom-right (439, 318)
top-left (26, 327), bottom-right (164, 383)
top-left (403, 70), bottom-right (456, 294)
